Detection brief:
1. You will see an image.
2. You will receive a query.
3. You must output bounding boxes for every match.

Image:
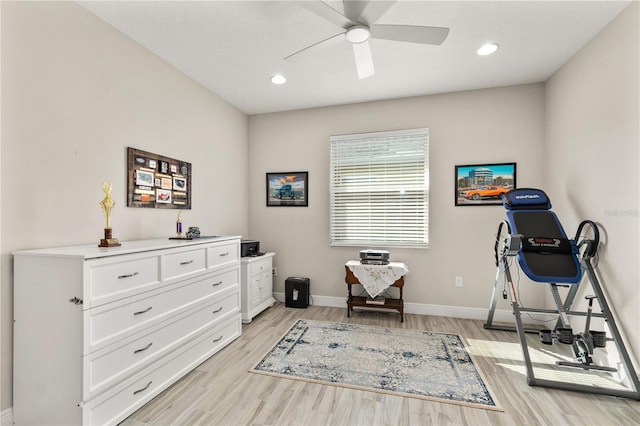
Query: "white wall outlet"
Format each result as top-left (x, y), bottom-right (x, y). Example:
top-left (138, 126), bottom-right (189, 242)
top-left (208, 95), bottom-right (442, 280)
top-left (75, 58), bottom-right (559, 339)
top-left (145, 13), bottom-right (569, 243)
top-left (455, 276), bottom-right (463, 287)
top-left (272, 267), bottom-right (278, 277)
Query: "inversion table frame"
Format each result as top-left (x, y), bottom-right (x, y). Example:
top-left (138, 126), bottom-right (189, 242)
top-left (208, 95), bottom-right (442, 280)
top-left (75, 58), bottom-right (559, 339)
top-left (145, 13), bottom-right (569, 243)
top-left (484, 188), bottom-right (640, 400)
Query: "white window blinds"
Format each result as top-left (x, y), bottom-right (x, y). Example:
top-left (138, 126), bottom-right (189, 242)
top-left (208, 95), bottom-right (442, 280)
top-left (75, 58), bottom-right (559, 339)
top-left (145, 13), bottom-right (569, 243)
top-left (330, 128), bottom-right (429, 248)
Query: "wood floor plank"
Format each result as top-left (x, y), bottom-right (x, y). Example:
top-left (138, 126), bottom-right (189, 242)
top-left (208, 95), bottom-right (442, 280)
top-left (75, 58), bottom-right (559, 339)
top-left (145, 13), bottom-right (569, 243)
top-left (120, 303), bottom-right (640, 425)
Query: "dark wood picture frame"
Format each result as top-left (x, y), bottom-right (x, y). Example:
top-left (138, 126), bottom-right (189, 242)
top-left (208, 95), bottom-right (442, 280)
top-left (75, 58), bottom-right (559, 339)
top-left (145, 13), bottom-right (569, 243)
top-left (455, 162), bottom-right (516, 206)
top-left (127, 147), bottom-right (192, 209)
top-left (266, 172), bottom-right (308, 207)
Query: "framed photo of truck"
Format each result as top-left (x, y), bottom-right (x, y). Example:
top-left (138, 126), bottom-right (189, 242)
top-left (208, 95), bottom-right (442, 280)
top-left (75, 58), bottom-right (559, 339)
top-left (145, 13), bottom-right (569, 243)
top-left (266, 172), bottom-right (308, 207)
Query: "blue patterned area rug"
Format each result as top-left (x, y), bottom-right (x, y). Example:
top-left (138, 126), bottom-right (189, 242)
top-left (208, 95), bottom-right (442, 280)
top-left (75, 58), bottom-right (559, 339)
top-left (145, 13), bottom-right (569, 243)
top-left (251, 319), bottom-right (502, 411)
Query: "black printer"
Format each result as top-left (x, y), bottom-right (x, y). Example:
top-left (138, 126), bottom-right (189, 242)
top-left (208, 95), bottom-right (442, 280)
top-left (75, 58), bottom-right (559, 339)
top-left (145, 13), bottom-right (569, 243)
top-left (241, 240), bottom-right (263, 257)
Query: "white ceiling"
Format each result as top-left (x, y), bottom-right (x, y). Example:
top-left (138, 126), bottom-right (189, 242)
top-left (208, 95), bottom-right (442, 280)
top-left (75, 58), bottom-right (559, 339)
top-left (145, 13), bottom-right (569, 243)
top-left (78, 1), bottom-right (630, 115)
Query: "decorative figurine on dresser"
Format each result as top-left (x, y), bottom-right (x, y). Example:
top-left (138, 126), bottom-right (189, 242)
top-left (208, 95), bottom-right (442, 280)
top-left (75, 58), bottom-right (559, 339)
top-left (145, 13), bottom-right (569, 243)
top-left (13, 235), bottom-right (242, 425)
top-left (239, 239), bottom-right (276, 323)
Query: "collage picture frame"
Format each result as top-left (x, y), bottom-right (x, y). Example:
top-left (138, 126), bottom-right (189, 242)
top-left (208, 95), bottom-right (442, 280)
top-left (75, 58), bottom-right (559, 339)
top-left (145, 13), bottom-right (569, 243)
top-left (127, 147), bottom-right (192, 209)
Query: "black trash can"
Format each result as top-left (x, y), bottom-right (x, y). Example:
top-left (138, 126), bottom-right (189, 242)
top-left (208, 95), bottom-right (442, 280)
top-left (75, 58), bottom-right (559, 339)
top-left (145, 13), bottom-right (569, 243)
top-left (285, 277), bottom-right (310, 308)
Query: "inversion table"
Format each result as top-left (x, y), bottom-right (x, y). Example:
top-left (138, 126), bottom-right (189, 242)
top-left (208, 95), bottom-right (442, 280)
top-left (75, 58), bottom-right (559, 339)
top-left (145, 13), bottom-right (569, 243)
top-left (484, 188), bottom-right (640, 400)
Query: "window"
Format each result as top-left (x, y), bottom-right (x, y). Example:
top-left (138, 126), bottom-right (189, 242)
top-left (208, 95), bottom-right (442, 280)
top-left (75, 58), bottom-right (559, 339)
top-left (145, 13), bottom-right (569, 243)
top-left (330, 128), bottom-right (429, 248)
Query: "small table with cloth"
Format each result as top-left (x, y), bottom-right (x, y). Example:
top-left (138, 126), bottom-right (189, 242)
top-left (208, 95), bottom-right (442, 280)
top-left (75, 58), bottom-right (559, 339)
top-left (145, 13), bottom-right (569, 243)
top-left (345, 260), bottom-right (409, 322)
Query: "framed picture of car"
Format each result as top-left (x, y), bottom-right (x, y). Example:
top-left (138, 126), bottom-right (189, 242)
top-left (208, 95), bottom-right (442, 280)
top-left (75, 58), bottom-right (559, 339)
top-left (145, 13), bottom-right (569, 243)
top-left (455, 163), bottom-right (516, 206)
top-left (266, 172), bottom-right (308, 207)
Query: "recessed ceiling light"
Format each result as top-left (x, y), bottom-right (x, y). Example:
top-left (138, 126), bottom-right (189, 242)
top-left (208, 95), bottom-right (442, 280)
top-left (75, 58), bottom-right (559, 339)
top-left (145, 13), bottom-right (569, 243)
top-left (270, 74), bottom-right (287, 85)
top-left (477, 43), bottom-right (499, 56)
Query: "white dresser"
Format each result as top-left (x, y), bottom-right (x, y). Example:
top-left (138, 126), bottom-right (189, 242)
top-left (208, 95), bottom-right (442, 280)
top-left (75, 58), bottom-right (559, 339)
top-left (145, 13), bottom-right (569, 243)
top-left (240, 252), bottom-right (275, 323)
top-left (13, 236), bottom-right (242, 425)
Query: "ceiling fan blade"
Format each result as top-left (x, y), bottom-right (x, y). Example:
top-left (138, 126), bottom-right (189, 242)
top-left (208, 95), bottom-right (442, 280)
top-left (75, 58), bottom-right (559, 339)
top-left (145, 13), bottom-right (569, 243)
top-left (284, 32), bottom-right (345, 62)
top-left (298, 1), bottom-right (353, 28)
top-left (343, 1), bottom-right (368, 23)
top-left (370, 24), bottom-right (449, 45)
top-left (352, 40), bottom-right (374, 79)
top-left (347, 0), bottom-right (396, 25)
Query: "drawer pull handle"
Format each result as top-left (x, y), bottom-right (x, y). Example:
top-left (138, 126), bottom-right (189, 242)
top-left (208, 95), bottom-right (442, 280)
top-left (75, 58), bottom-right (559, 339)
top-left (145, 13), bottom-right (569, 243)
top-left (212, 281), bottom-right (223, 287)
top-left (180, 260), bottom-right (194, 266)
top-left (219, 252), bottom-right (229, 257)
top-left (118, 272), bottom-right (139, 279)
top-left (212, 307), bottom-right (223, 314)
top-left (212, 335), bottom-right (223, 343)
top-left (134, 342), bottom-right (153, 354)
top-left (133, 306), bottom-right (153, 316)
top-left (133, 381), bottom-right (153, 396)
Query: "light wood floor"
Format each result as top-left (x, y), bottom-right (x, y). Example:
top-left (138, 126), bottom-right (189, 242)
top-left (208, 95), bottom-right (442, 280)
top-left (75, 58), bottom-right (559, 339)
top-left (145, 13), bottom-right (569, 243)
top-left (121, 303), bottom-right (639, 425)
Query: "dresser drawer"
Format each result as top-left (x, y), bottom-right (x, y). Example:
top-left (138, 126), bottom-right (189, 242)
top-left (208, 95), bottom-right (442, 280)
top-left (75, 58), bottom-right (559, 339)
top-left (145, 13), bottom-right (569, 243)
top-left (85, 290), bottom-right (239, 398)
top-left (207, 241), bottom-right (239, 270)
top-left (162, 247), bottom-right (206, 281)
top-left (86, 269), bottom-right (239, 353)
top-left (85, 315), bottom-right (242, 426)
top-left (88, 255), bottom-right (161, 307)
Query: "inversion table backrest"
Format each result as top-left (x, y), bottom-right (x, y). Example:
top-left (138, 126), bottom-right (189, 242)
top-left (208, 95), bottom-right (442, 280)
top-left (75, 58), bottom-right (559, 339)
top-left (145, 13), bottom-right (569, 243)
top-left (503, 189), bottom-right (581, 284)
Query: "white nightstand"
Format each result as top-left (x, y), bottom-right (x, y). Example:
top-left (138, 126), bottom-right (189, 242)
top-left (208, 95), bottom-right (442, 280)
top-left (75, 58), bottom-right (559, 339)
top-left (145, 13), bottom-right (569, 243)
top-left (240, 252), bottom-right (276, 323)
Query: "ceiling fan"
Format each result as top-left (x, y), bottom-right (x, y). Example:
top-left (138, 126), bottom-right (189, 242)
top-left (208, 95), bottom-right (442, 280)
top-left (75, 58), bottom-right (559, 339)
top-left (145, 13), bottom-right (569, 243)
top-left (285, 0), bottom-right (449, 79)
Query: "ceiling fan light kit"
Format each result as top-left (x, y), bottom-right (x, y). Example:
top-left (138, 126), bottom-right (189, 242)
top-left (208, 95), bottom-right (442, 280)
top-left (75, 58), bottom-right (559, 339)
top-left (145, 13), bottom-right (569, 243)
top-left (288, 0), bottom-right (450, 79)
top-left (346, 26), bottom-right (371, 43)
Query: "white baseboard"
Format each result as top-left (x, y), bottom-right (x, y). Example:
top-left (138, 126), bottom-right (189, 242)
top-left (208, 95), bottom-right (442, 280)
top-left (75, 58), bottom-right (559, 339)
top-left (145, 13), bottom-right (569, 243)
top-left (273, 292), bottom-right (516, 323)
top-left (1, 407), bottom-right (12, 426)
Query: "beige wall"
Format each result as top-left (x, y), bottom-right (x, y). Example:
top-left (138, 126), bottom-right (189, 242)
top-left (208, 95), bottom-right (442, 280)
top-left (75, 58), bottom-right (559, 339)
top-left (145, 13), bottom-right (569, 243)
top-left (545, 2), bottom-right (639, 365)
top-left (249, 84), bottom-right (547, 313)
top-left (0, 2), bottom-right (249, 410)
